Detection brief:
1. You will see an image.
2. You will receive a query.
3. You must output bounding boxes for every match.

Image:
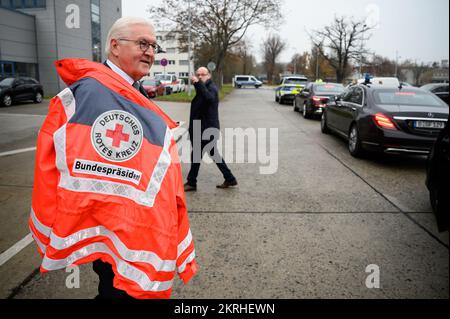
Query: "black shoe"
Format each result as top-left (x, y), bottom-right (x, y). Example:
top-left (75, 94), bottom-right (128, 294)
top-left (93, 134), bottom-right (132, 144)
top-left (184, 183), bottom-right (197, 192)
top-left (216, 180), bottom-right (238, 189)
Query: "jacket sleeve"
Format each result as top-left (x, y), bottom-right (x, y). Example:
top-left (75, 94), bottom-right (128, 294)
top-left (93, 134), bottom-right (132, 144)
top-left (170, 141), bottom-right (198, 284)
top-left (194, 81), bottom-right (218, 105)
top-left (29, 95), bottom-right (67, 257)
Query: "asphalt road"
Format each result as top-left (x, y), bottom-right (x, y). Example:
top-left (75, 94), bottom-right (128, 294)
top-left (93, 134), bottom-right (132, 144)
top-left (0, 87), bottom-right (448, 299)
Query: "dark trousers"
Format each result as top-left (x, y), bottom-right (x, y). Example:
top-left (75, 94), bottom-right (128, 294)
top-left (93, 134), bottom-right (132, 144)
top-left (92, 260), bottom-right (134, 299)
top-left (187, 138), bottom-right (236, 187)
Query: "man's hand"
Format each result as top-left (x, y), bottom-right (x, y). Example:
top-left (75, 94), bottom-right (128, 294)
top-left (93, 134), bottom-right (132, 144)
top-left (191, 75), bottom-right (199, 84)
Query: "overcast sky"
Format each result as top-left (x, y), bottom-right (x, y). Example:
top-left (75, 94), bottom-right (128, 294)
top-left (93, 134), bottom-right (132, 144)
top-left (122, 0), bottom-right (449, 64)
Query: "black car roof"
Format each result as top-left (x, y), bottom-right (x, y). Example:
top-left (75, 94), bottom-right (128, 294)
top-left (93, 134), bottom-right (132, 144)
top-left (356, 84), bottom-right (425, 91)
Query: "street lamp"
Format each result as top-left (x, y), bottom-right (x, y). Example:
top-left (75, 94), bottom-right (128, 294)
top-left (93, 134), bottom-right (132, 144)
top-left (359, 24), bottom-right (367, 78)
top-left (293, 47), bottom-right (297, 75)
top-left (188, 0), bottom-right (192, 96)
top-left (315, 45), bottom-right (320, 80)
top-left (395, 51), bottom-right (401, 78)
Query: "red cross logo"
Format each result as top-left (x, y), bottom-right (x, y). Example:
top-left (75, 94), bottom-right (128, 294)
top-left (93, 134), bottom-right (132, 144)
top-left (106, 124), bottom-right (130, 148)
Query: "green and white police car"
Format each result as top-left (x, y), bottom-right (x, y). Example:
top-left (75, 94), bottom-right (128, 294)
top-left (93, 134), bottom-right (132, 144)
top-left (275, 76), bottom-right (309, 105)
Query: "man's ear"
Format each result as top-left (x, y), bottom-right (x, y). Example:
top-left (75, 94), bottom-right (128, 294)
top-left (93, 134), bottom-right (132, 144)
top-left (110, 39), bottom-right (120, 57)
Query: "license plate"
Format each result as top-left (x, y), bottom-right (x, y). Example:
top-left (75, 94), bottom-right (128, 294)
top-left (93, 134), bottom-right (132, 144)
top-left (414, 121), bottom-right (445, 129)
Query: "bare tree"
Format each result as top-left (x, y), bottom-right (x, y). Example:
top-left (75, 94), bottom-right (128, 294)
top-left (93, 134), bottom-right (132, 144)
top-left (262, 34), bottom-right (286, 84)
top-left (309, 16), bottom-right (374, 83)
top-left (148, 0), bottom-right (283, 87)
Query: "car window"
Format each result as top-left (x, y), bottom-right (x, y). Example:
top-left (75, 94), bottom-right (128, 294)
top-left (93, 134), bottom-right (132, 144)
top-left (373, 90), bottom-right (447, 107)
top-left (284, 78), bottom-right (308, 85)
top-left (0, 78), bottom-right (15, 86)
top-left (236, 77), bottom-right (248, 82)
top-left (15, 79), bottom-right (25, 86)
top-left (434, 86), bottom-right (449, 93)
top-left (348, 87), bottom-right (363, 105)
top-left (142, 80), bottom-right (157, 86)
top-left (314, 84), bottom-right (345, 93)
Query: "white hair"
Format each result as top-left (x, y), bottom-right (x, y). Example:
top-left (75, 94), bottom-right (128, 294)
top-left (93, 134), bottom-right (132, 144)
top-left (105, 17), bottom-right (155, 56)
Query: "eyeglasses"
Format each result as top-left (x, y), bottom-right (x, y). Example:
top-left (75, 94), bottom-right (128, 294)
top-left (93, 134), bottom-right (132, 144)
top-left (118, 38), bottom-right (163, 54)
top-left (196, 73), bottom-right (209, 77)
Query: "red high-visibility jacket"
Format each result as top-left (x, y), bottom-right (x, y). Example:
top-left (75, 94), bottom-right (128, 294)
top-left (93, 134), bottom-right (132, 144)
top-left (29, 59), bottom-right (198, 299)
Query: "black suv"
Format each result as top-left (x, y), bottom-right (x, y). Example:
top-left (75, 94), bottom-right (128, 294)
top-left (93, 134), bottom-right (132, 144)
top-left (0, 77), bottom-right (44, 107)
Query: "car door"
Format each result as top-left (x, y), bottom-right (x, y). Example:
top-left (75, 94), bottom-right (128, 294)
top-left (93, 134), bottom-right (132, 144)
top-left (298, 83), bottom-right (312, 110)
top-left (11, 79), bottom-right (27, 101)
top-left (327, 89), bottom-right (351, 132)
top-left (23, 78), bottom-right (35, 99)
top-left (340, 87), bottom-right (364, 134)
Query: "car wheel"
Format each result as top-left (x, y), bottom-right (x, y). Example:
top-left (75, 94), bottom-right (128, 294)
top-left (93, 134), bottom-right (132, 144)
top-left (275, 94), bottom-right (279, 102)
top-left (34, 92), bottom-right (43, 103)
top-left (293, 99), bottom-right (299, 112)
top-left (348, 124), bottom-right (365, 158)
top-left (237, 85), bottom-right (242, 89)
top-left (321, 113), bottom-right (330, 134)
top-left (302, 103), bottom-right (309, 119)
top-left (2, 94), bottom-right (12, 107)
top-left (278, 97), bottom-right (283, 105)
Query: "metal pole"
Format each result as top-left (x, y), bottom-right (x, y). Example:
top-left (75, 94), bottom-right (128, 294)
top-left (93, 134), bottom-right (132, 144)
top-left (188, 0), bottom-right (192, 96)
top-left (315, 46), bottom-right (319, 80)
top-left (395, 50), bottom-right (398, 77)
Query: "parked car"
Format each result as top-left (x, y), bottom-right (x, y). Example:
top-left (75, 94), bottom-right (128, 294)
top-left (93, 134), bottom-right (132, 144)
top-left (321, 84), bottom-right (449, 157)
top-left (426, 121), bottom-right (449, 232)
top-left (233, 75), bottom-right (262, 88)
top-left (420, 83), bottom-right (449, 105)
top-left (178, 78), bottom-right (186, 92)
top-left (155, 74), bottom-right (180, 93)
top-left (0, 77), bottom-right (43, 107)
top-left (294, 82), bottom-right (345, 118)
top-left (141, 79), bottom-right (166, 98)
top-left (275, 76), bottom-right (309, 105)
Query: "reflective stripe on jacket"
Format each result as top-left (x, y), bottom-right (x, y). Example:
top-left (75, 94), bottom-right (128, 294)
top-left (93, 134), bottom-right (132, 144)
top-left (29, 59), bottom-right (198, 299)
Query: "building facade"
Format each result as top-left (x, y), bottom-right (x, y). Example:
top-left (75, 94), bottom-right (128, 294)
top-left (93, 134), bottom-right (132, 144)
top-left (151, 31), bottom-right (194, 80)
top-left (0, 0), bottom-right (121, 96)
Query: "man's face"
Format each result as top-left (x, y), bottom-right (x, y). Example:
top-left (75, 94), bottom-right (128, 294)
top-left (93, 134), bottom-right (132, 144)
top-left (111, 24), bottom-right (156, 81)
top-left (196, 68), bottom-right (211, 83)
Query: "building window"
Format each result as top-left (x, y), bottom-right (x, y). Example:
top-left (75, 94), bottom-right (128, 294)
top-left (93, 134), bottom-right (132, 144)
top-left (179, 72), bottom-right (189, 77)
top-left (154, 60), bottom-right (161, 65)
top-left (168, 60), bottom-right (176, 65)
top-left (0, 0), bottom-right (46, 9)
top-left (1, 61), bottom-right (38, 79)
top-left (91, 0), bottom-right (101, 62)
top-left (166, 48), bottom-right (176, 54)
top-left (179, 60), bottom-right (189, 66)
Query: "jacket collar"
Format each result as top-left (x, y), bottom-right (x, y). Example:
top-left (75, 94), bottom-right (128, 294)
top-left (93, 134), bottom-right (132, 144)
top-left (55, 58), bottom-right (177, 129)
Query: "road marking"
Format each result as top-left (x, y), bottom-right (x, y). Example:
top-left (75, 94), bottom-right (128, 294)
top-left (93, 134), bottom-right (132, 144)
top-left (0, 233), bottom-right (34, 267)
top-left (0, 147), bottom-right (37, 158)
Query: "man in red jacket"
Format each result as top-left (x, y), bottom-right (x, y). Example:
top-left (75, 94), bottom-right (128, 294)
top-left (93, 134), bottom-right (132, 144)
top-left (29, 17), bottom-right (197, 299)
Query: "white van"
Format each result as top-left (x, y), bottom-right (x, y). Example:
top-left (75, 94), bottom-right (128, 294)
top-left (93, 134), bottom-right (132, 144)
top-left (233, 75), bottom-right (263, 88)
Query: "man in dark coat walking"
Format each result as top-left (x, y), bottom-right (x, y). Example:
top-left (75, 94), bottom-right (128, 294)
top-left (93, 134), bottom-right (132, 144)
top-left (184, 67), bottom-right (237, 191)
